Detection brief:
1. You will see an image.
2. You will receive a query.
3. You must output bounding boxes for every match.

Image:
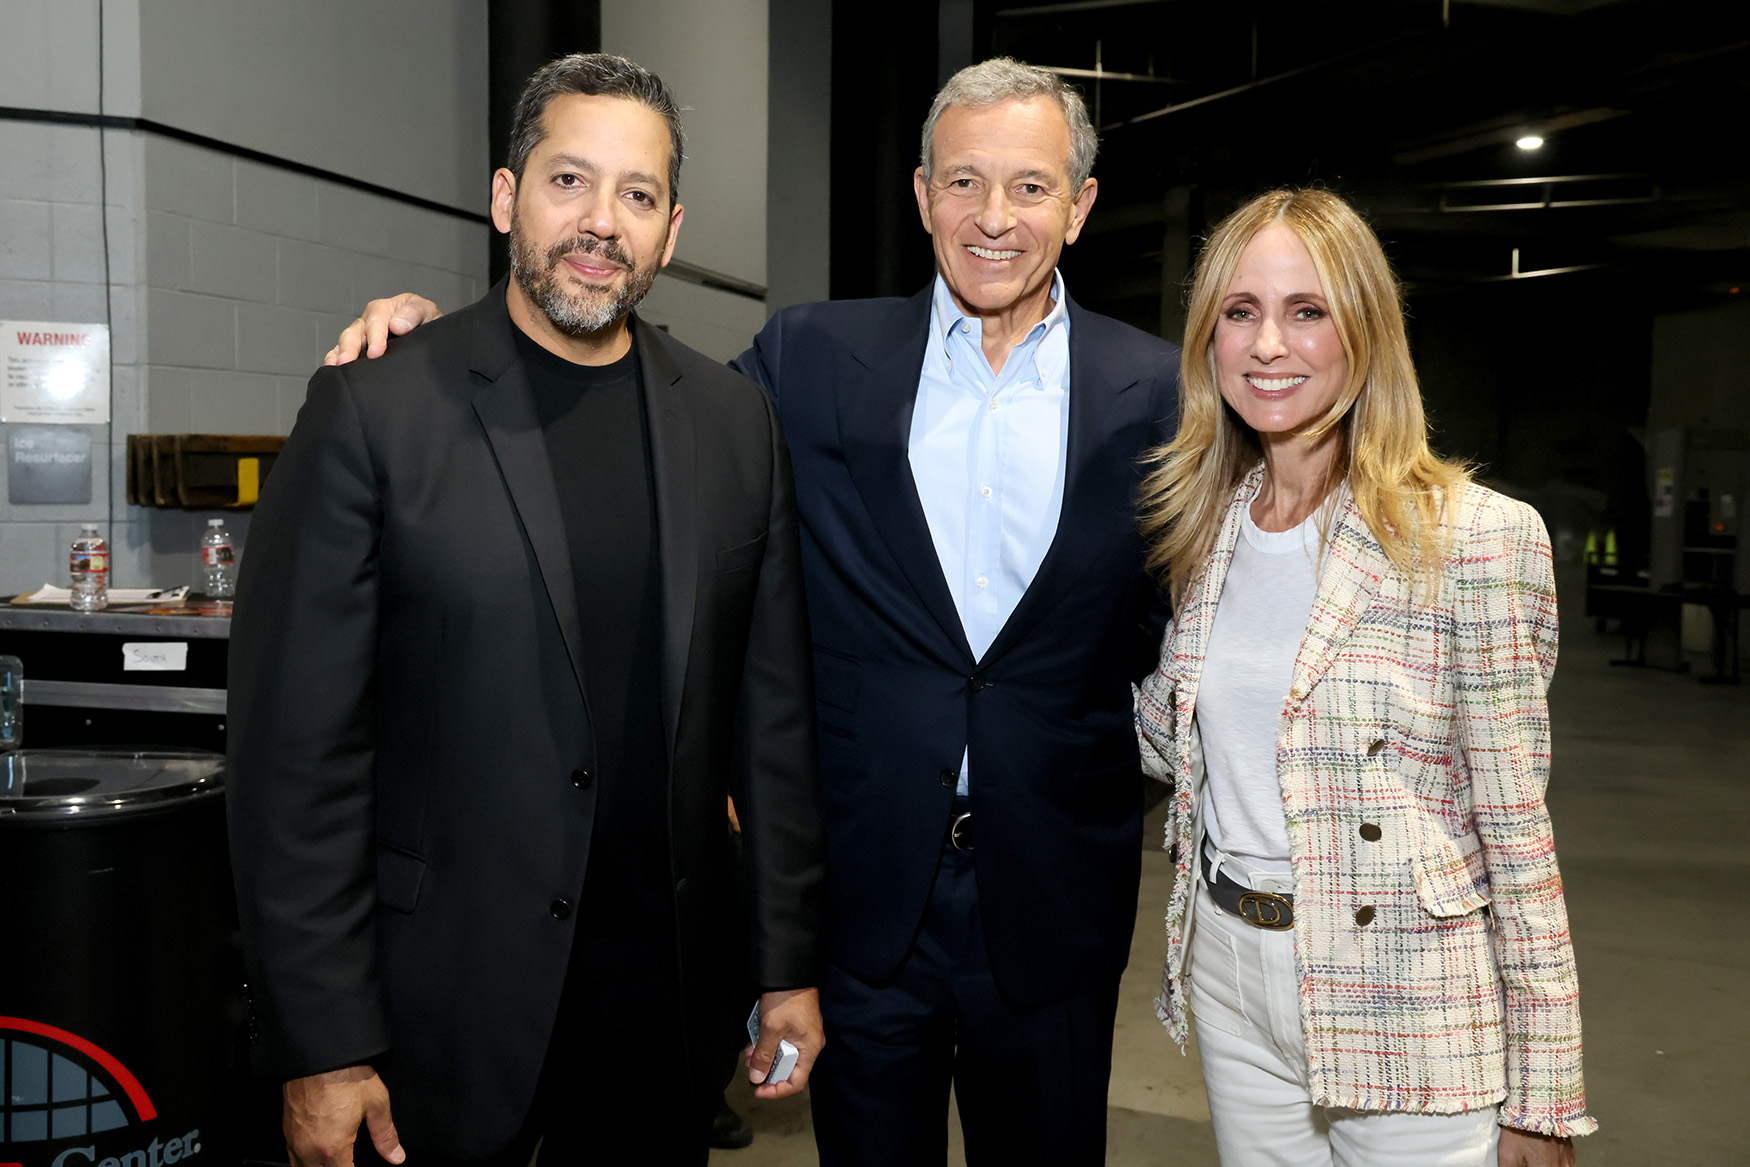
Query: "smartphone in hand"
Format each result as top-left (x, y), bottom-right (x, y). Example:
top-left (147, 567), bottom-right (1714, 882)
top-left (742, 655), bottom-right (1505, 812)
top-left (746, 1000), bottom-right (800, 1084)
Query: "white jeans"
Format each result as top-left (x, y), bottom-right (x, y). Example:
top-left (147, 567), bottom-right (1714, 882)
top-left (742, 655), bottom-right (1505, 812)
top-left (1187, 877), bottom-right (1501, 1167)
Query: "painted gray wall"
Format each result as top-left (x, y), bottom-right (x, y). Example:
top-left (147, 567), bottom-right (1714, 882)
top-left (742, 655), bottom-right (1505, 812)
top-left (135, 0), bottom-right (489, 213)
top-left (1, 0), bottom-right (833, 588)
top-left (603, 0), bottom-right (767, 285)
top-left (0, 120), bottom-right (133, 591)
top-left (767, 0), bottom-right (832, 311)
top-left (0, 0), bottom-right (490, 594)
top-left (0, 0), bottom-right (103, 114)
top-left (600, 0), bottom-right (776, 362)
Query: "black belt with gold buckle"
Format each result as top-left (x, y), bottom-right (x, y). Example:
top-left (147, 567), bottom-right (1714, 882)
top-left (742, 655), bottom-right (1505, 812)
top-left (1201, 845), bottom-right (1294, 930)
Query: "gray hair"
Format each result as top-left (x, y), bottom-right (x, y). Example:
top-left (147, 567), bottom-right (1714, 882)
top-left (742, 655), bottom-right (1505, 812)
top-left (919, 57), bottom-right (1098, 191)
top-left (508, 53), bottom-right (685, 203)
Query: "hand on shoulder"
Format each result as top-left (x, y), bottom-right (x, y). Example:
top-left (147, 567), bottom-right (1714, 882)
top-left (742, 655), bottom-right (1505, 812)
top-left (327, 294), bottom-right (444, 365)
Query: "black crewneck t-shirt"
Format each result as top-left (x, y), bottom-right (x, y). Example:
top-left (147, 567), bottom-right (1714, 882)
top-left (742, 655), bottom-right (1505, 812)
top-left (514, 328), bottom-right (673, 966)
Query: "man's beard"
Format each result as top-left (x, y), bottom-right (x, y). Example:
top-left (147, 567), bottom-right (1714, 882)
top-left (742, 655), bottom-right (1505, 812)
top-left (510, 224), bottom-right (663, 337)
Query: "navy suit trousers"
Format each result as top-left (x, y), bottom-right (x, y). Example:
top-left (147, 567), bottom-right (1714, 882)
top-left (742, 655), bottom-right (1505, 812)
top-left (810, 804), bottom-right (1123, 1167)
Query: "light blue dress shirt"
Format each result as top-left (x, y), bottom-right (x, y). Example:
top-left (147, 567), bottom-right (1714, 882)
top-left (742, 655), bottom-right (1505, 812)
top-left (909, 271), bottom-right (1071, 794)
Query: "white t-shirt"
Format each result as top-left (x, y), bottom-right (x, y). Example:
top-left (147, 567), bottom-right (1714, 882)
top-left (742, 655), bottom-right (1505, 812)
top-left (1198, 503), bottom-right (1325, 876)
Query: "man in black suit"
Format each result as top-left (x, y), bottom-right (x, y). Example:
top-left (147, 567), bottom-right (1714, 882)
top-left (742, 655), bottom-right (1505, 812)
top-left (227, 54), bottom-right (824, 1167)
top-left (332, 57), bottom-right (1177, 1167)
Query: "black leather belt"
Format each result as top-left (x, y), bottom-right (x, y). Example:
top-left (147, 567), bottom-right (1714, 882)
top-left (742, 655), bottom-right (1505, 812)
top-left (1202, 843), bottom-right (1293, 930)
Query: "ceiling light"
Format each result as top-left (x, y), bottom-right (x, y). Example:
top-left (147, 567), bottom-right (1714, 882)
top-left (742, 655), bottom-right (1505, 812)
top-left (1516, 135), bottom-right (1545, 151)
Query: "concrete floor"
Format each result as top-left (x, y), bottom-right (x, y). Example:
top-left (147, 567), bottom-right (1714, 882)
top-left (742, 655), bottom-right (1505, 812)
top-left (712, 585), bottom-right (1750, 1165)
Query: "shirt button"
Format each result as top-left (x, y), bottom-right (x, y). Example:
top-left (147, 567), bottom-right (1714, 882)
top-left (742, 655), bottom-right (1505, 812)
top-left (988, 398), bottom-right (999, 410)
top-left (571, 768), bottom-right (593, 789)
top-left (1355, 906), bottom-right (1375, 926)
top-left (980, 485), bottom-right (992, 498)
top-left (550, 899), bottom-right (573, 920)
top-left (1359, 823), bottom-right (1382, 842)
top-left (959, 321), bottom-right (970, 333)
top-left (1367, 739), bottom-right (1386, 757)
top-left (975, 575), bottom-right (988, 588)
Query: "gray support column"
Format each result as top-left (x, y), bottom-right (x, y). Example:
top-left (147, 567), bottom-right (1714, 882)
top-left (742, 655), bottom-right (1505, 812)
top-left (767, 0), bottom-right (831, 311)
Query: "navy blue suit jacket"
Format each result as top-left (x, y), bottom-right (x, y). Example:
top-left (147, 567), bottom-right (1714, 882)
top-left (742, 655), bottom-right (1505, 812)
top-left (733, 285), bottom-right (1179, 1007)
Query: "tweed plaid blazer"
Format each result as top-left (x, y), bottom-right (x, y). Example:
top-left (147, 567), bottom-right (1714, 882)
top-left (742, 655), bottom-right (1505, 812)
top-left (1135, 464), bottom-right (1595, 1137)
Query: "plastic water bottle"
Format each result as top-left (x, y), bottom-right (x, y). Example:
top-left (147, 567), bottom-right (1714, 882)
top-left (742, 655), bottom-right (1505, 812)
top-left (200, 518), bottom-right (237, 598)
top-left (69, 524), bottom-right (109, 612)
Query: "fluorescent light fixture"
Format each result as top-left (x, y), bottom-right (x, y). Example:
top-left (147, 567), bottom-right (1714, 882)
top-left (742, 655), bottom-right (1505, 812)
top-left (1516, 135), bottom-right (1545, 151)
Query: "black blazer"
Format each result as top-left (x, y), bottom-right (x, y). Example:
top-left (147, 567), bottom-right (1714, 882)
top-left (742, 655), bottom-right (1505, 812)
top-left (227, 284), bottom-right (824, 1156)
top-left (732, 287), bottom-right (1178, 1008)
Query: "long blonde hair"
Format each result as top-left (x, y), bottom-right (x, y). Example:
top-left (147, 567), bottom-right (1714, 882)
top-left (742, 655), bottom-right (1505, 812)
top-left (1138, 188), bottom-right (1470, 600)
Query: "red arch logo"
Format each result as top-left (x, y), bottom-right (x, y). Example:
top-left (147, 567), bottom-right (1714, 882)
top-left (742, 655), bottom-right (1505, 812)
top-left (0, 1016), bottom-right (157, 1123)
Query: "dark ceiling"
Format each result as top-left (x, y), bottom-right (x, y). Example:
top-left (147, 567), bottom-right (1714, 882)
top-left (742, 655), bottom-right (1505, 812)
top-left (979, 0), bottom-right (1750, 330)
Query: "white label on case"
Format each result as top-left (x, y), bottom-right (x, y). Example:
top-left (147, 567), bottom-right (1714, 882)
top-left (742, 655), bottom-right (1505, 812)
top-left (122, 642), bottom-right (188, 671)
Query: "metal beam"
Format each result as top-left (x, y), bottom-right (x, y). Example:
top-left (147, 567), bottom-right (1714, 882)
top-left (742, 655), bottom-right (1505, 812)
top-left (1391, 107), bottom-right (1628, 165)
top-left (1041, 66), bottom-right (1186, 84)
top-left (1103, 33), bottom-right (1432, 131)
top-left (994, 0), bottom-right (1174, 17)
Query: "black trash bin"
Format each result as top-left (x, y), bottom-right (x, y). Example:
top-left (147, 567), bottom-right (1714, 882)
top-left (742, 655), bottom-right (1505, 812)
top-left (0, 749), bottom-right (242, 1167)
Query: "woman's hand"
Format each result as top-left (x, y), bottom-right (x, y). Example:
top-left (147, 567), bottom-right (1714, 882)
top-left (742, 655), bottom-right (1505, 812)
top-left (1498, 1127), bottom-right (1575, 1166)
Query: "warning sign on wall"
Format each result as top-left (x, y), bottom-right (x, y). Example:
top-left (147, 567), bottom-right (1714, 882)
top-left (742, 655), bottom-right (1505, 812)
top-left (1, 321), bottom-right (111, 424)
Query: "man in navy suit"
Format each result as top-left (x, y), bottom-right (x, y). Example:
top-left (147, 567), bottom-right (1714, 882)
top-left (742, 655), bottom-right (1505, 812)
top-left (332, 56), bottom-right (1177, 1167)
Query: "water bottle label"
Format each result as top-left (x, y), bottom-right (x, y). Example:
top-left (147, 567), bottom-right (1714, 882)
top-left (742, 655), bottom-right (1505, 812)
top-left (70, 551), bottom-right (109, 573)
top-left (202, 544), bottom-right (235, 566)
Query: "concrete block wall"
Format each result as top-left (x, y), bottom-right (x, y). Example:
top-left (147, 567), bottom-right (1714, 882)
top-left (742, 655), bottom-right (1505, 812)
top-left (123, 139), bottom-right (490, 587)
top-left (139, 138), bottom-right (488, 439)
top-left (0, 0), bottom-right (837, 588)
top-left (603, 0), bottom-right (777, 363)
top-left (0, 120), bottom-right (134, 593)
top-left (0, 0), bottom-right (491, 595)
top-left (0, 137), bottom-right (491, 594)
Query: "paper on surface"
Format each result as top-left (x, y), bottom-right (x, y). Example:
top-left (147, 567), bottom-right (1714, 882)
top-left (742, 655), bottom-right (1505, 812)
top-left (15, 584), bottom-right (190, 604)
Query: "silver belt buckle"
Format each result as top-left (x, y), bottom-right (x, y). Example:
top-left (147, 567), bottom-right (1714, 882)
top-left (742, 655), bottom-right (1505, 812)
top-left (950, 811), bottom-right (973, 851)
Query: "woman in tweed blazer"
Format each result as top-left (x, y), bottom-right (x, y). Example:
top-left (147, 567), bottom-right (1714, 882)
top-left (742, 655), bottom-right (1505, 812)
top-left (1133, 189), bottom-right (1593, 1165)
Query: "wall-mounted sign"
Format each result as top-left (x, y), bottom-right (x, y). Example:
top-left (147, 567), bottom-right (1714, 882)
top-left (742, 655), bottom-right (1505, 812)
top-left (7, 425), bottom-right (93, 504)
top-left (1653, 466), bottom-right (1676, 519)
top-left (1, 320), bottom-right (111, 424)
top-left (7, 425), bottom-right (94, 504)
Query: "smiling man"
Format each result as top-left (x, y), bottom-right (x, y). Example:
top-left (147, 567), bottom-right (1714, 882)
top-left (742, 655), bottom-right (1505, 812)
top-left (227, 54), bottom-right (823, 1167)
top-left (726, 62), bottom-right (1179, 1166)
top-left (327, 57), bottom-right (1179, 1166)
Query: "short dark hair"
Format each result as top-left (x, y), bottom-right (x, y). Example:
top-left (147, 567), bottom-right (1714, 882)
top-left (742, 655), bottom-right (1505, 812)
top-left (507, 53), bottom-right (685, 203)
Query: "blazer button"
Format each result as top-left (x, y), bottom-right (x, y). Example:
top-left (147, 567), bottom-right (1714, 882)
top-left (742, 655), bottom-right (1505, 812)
top-left (939, 769), bottom-right (957, 788)
top-left (550, 899), bottom-right (573, 920)
top-left (571, 768), bottom-right (593, 789)
top-left (1354, 905), bottom-right (1375, 926)
top-left (968, 673), bottom-right (989, 692)
top-left (1358, 823), bottom-right (1382, 842)
top-left (1366, 739), bottom-right (1386, 757)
